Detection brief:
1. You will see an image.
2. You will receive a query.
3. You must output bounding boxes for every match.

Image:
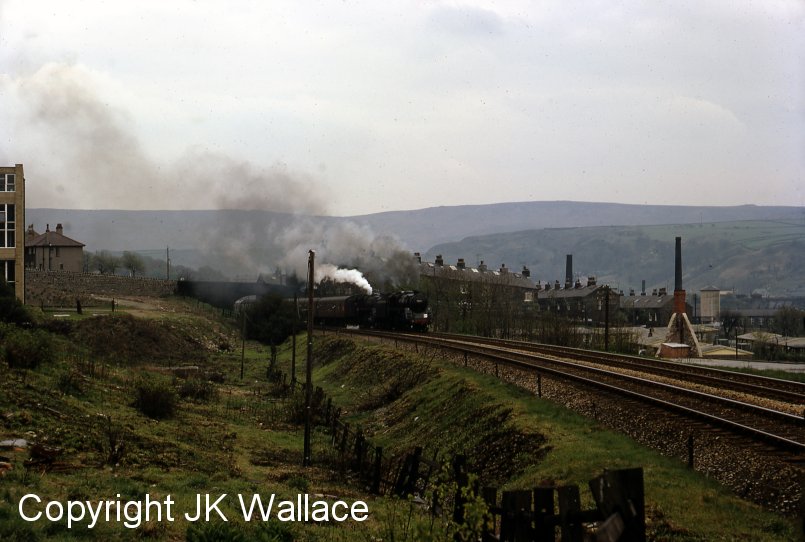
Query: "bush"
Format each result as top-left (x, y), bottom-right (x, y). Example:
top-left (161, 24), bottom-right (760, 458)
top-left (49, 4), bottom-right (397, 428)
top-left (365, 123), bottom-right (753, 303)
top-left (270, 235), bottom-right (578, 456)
top-left (0, 279), bottom-right (31, 325)
top-left (2, 327), bottom-right (55, 370)
top-left (132, 378), bottom-right (177, 419)
top-left (178, 377), bottom-right (218, 402)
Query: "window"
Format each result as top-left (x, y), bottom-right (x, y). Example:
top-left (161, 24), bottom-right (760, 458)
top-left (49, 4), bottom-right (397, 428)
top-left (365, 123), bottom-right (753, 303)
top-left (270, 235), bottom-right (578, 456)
top-left (0, 204), bottom-right (15, 248)
top-left (1, 260), bottom-right (14, 283)
top-left (0, 174), bottom-right (15, 192)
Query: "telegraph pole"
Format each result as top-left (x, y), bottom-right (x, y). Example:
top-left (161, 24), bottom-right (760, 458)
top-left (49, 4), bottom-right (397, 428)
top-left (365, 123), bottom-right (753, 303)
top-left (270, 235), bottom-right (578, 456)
top-left (303, 250), bottom-right (315, 467)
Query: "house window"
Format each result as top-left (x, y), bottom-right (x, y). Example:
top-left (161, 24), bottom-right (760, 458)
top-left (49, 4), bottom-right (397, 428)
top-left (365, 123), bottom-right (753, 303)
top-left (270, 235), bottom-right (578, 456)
top-left (0, 174), bottom-right (15, 192)
top-left (0, 204), bottom-right (14, 248)
top-left (1, 260), bottom-right (14, 283)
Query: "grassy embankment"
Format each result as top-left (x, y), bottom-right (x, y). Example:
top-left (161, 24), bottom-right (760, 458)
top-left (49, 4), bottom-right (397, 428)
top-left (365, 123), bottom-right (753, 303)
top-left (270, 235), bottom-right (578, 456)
top-left (0, 297), bottom-right (799, 540)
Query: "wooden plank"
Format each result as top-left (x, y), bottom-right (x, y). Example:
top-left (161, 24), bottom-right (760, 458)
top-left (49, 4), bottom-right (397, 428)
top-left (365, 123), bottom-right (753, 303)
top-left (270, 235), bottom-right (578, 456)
top-left (500, 490), bottom-right (532, 542)
top-left (533, 487), bottom-right (555, 541)
top-left (557, 485), bottom-right (582, 542)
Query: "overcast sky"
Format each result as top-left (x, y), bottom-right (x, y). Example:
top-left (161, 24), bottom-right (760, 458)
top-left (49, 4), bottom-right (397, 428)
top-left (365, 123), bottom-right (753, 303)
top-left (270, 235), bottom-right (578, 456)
top-left (1, 0), bottom-right (803, 216)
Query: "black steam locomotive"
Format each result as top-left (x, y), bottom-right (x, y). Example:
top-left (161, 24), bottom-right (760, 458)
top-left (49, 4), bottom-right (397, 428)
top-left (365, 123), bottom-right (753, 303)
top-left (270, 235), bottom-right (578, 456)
top-left (306, 291), bottom-right (430, 331)
top-left (234, 291), bottom-right (431, 332)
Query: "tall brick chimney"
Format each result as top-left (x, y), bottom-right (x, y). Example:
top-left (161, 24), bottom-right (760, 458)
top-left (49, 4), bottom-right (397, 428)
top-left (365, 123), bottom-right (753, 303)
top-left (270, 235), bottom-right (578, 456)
top-left (673, 237), bottom-right (686, 314)
top-left (565, 254), bottom-right (573, 289)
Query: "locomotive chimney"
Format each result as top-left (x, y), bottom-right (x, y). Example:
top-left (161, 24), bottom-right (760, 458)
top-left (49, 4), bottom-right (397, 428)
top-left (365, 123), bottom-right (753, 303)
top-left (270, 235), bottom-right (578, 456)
top-left (565, 255), bottom-right (573, 289)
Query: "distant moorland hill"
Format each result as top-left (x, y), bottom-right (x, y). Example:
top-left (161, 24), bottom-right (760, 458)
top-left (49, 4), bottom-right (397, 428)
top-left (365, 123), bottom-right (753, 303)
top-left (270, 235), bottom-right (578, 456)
top-left (424, 220), bottom-right (805, 297)
top-left (26, 202), bottom-right (803, 293)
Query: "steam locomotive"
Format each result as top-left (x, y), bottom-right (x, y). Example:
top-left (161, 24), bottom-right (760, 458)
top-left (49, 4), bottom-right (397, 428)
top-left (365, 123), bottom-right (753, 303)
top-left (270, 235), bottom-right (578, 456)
top-left (307, 291), bottom-right (430, 331)
top-left (234, 291), bottom-right (431, 332)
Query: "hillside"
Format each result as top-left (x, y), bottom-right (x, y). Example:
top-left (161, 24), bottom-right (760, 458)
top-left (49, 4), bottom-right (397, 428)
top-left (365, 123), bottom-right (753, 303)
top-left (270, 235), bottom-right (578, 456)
top-left (425, 220), bottom-right (805, 297)
top-left (0, 298), bottom-right (798, 540)
top-left (28, 202), bottom-right (801, 266)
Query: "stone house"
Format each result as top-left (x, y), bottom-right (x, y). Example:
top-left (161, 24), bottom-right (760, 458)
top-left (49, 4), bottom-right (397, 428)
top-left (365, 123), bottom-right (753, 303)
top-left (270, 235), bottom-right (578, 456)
top-left (25, 223), bottom-right (86, 273)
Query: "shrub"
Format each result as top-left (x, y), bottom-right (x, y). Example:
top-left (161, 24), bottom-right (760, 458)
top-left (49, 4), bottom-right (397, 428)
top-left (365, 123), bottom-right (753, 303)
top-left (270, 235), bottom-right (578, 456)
top-left (132, 378), bottom-right (177, 419)
top-left (0, 279), bottom-right (31, 325)
top-left (2, 327), bottom-right (55, 370)
top-left (178, 377), bottom-right (218, 402)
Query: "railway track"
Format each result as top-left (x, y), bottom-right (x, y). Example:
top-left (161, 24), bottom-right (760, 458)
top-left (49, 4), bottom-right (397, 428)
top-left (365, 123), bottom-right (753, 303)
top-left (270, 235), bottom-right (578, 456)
top-left (333, 328), bottom-right (805, 459)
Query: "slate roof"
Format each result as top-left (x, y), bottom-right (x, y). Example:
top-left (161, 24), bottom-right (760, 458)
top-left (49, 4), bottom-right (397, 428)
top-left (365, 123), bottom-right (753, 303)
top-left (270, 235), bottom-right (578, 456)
top-left (26, 230), bottom-right (85, 248)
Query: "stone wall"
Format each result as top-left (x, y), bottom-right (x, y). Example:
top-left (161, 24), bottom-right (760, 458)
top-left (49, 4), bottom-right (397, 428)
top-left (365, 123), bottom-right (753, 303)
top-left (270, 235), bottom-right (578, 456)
top-left (25, 269), bottom-right (177, 307)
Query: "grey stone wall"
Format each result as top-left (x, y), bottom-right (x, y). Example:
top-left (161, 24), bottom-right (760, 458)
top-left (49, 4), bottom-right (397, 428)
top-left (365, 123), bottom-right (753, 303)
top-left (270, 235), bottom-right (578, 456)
top-left (25, 269), bottom-right (177, 307)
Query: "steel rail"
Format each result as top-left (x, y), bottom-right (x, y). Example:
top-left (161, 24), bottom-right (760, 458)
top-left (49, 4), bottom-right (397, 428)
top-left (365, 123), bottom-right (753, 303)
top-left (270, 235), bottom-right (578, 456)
top-left (431, 332), bottom-right (805, 404)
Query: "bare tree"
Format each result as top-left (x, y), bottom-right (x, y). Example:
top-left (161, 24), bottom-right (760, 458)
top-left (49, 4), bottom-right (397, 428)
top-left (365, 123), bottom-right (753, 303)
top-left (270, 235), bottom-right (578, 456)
top-left (121, 251), bottom-right (145, 278)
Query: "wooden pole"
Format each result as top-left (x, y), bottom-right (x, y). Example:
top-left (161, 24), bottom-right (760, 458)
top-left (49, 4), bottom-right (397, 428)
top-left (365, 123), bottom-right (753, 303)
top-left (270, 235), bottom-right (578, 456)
top-left (304, 250), bottom-right (315, 467)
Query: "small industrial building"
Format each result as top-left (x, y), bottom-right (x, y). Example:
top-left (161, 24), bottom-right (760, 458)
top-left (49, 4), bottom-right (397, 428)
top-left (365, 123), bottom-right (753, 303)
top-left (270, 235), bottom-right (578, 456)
top-left (699, 286), bottom-right (721, 323)
top-left (0, 164), bottom-right (25, 302)
top-left (25, 223), bottom-right (86, 273)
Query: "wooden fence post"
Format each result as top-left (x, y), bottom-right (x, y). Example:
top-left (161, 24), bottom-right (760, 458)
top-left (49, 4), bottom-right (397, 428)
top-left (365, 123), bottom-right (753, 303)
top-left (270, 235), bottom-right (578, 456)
top-left (687, 434), bottom-right (694, 469)
top-left (371, 447), bottom-right (383, 495)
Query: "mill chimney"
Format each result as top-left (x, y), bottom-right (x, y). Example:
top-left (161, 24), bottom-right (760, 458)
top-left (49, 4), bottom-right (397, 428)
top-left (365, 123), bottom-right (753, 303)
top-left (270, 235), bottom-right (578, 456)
top-left (565, 255), bottom-right (573, 289)
top-left (674, 237), bottom-right (683, 292)
top-left (641, 280), bottom-right (646, 296)
top-left (673, 236), bottom-right (686, 314)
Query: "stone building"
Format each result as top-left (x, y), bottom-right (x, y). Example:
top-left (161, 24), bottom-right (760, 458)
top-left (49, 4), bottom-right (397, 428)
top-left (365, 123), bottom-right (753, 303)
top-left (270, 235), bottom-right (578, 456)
top-left (0, 164), bottom-right (25, 301)
top-left (620, 287), bottom-right (693, 327)
top-left (415, 253), bottom-right (537, 335)
top-left (534, 276), bottom-right (621, 326)
top-left (25, 223), bottom-right (86, 273)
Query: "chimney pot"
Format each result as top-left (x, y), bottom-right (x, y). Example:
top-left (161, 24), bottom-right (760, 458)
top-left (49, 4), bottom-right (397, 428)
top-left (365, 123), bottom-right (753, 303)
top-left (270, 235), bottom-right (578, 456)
top-left (56, 223), bottom-right (63, 235)
top-left (457, 258), bottom-right (466, 269)
top-left (521, 265), bottom-right (530, 278)
top-left (435, 254), bottom-right (444, 266)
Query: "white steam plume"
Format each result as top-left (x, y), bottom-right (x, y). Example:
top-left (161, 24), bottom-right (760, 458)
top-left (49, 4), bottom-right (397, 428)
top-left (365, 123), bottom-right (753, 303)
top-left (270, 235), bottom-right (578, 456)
top-left (315, 263), bottom-right (372, 294)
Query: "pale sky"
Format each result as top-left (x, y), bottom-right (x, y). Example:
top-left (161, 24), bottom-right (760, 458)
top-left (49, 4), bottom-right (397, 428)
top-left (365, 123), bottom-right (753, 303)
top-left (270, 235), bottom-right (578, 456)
top-left (1, 0), bottom-right (803, 215)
